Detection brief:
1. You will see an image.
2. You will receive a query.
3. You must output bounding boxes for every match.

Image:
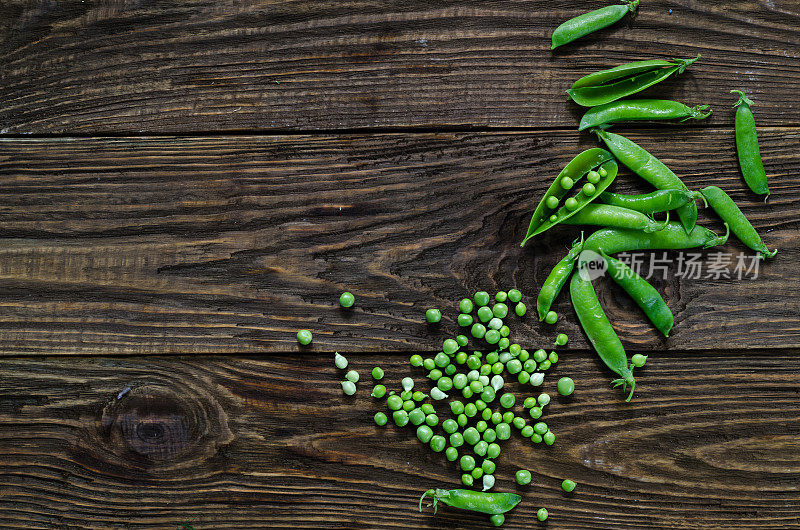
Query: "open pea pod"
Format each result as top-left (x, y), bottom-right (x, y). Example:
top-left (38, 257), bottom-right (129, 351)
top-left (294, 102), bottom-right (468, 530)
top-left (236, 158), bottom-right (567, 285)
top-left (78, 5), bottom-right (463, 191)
top-left (522, 149), bottom-right (617, 246)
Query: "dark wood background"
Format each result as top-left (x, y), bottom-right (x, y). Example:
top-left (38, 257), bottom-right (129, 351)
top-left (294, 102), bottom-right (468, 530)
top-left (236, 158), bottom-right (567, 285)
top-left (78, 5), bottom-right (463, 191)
top-left (1, 1), bottom-right (798, 528)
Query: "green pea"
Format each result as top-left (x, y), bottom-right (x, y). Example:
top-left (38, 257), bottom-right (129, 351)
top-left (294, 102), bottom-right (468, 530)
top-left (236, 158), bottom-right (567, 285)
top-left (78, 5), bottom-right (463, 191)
top-left (562, 479), bottom-right (577, 493)
top-left (555, 333), bottom-right (569, 346)
top-left (587, 170), bottom-right (601, 184)
top-left (460, 455), bottom-right (476, 472)
top-left (518, 349), bottom-right (529, 362)
top-left (480, 364), bottom-right (492, 377)
top-left (537, 508), bottom-right (548, 521)
top-left (414, 391), bottom-right (428, 402)
top-left (506, 359), bottom-right (522, 375)
top-left (440, 339), bottom-right (457, 356)
top-left (454, 351), bottom-right (468, 365)
top-left (423, 358), bottom-right (436, 371)
top-left (428, 369), bottom-right (442, 381)
top-left (441, 418), bottom-right (458, 434)
top-left (632, 354), bottom-right (648, 368)
top-left (410, 355), bottom-right (423, 368)
top-left (437, 377), bottom-right (454, 392)
top-left (446, 446), bottom-right (459, 462)
top-left (487, 317), bottom-right (503, 330)
top-left (545, 311), bottom-right (558, 325)
top-left (425, 413), bottom-right (439, 427)
top-left (457, 414), bottom-right (468, 428)
top-left (533, 422), bottom-right (548, 435)
top-left (533, 349), bottom-right (548, 362)
top-left (499, 392), bottom-right (515, 408)
top-left (481, 408), bottom-right (493, 422)
top-left (523, 359), bottom-right (537, 373)
top-left (393, 410), bottom-right (409, 426)
top-left (488, 306), bottom-right (507, 322)
top-left (487, 443), bottom-right (501, 459)
top-left (490, 411), bottom-right (503, 425)
top-left (475, 420), bottom-right (488, 433)
top-left (543, 430), bottom-right (556, 445)
top-left (444, 364), bottom-right (457, 376)
top-left (455, 335), bottom-right (469, 347)
top-left (477, 306), bottom-right (493, 323)
top-left (408, 408), bottom-right (425, 426)
top-left (485, 330), bottom-right (500, 344)
top-left (482, 428), bottom-right (497, 443)
top-left (539, 360), bottom-right (552, 371)
top-left (515, 302), bottom-right (527, 317)
top-left (483, 474), bottom-right (496, 492)
top-left (425, 308), bottom-right (441, 323)
top-left (296, 329), bottom-right (313, 345)
top-left (515, 469), bottom-right (532, 485)
top-left (530, 373), bottom-right (544, 387)
top-left (471, 323), bottom-right (487, 339)
top-left (415, 426), bottom-right (435, 446)
top-left (433, 352), bottom-right (449, 368)
top-left (549, 214), bottom-right (558, 223)
top-left (430, 434), bottom-right (447, 453)
top-left (462, 473), bottom-right (474, 487)
top-left (466, 354), bottom-right (482, 370)
top-left (453, 373), bottom-right (468, 390)
top-left (462, 387), bottom-right (474, 399)
top-left (508, 343), bottom-right (521, 356)
top-left (523, 396), bottom-right (537, 409)
top-left (485, 351), bottom-right (499, 364)
top-left (558, 377), bottom-right (575, 396)
top-left (531, 432), bottom-right (543, 443)
top-left (449, 432), bottom-right (464, 448)
top-left (459, 298), bottom-right (474, 314)
top-left (458, 313), bottom-right (474, 327)
top-left (387, 395), bottom-right (403, 410)
top-left (583, 182), bottom-right (597, 196)
top-left (474, 440), bottom-right (489, 457)
top-left (491, 362), bottom-right (504, 375)
top-left (481, 387), bottom-right (496, 403)
top-left (497, 337), bottom-right (510, 350)
top-left (561, 176), bottom-right (574, 190)
top-left (374, 412), bottom-right (387, 426)
top-left (463, 427), bottom-right (480, 445)
top-left (529, 407), bottom-right (542, 419)
top-left (334, 352), bottom-right (348, 370)
top-left (518, 371), bottom-right (531, 385)
top-left (521, 425), bottom-right (534, 438)
top-left (450, 400), bottom-right (465, 415)
top-left (402, 400), bottom-right (415, 412)
top-left (471, 467), bottom-right (484, 480)
top-left (512, 416), bottom-right (526, 429)
top-left (474, 291), bottom-right (491, 307)
top-left (490, 514), bottom-right (505, 527)
top-left (599, 166), bottom-right (608, 177)
top-left (549, 351), bottom-right (559, 364)
top-left (339, 291), bottom-right (355, 308)
top-left (481, 459), bottom-right (496, 474)
top-left (565, 197), bottom-right (579, 211)
top-left (545, 195), bottom-right (560, 209)
top-left (538, 393), bottom-right (551, 407)
top-left (507, 289), bottom-right (522, 303)
top-left (420, 403), bottom-right (435, 415)
top-left (499, 325), bottom-right (511, 337)
top-left (496, 423), bottom-right (511, 440)
top-left (470, 380), bottom-right (484, 394)
top-left (502, 411), bottom-right (513, 424)
top-left (371, 385), bottom-right (387, 398)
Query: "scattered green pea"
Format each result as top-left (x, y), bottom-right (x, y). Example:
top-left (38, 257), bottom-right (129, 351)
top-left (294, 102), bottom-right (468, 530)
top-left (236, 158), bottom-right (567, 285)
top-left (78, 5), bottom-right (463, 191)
top-left (339, 291), bottom-right (355, 308)
top-left (499, 325), bottom-right (511, 337)
top-left (423, 358), bottom-right (436, 371)
top-left (457, 414), bottom-right (468, 428)
top-left (420, 403), bottom-right (435, 415)
top-left (481, 408), bottom-right (492, 422)
top-left (481, 459), bottom-right (496, 474)
top-left (434, 352), bottom-right (450, 368)
top-left (455, 334), bottom-right (469, 347)
top-left (555, 333), bottom-right (569, 346)
top-left (455, 351), bottom-right (468, 365)
top-left (402, 399), bottom-right (415, 412)
top-left (450, 401), bottom-right (465, 415)
top-left (582, 182), bottom-right (597, 196)
top-left (296, 329), bottom-right (313, 345)
top-left (462, 473), bottom-right (474, 487)
top-left (549, 351), bottom-right (559, 364)
top-left (521, 425), bottom-right (534, 438)
top-left (463, 427), bottom-right (480, 445)
top-left (529, 407), bottom-right (542, 419)
top-left (545, 311), bottom-right (558, 324)
top-left (512, 416), bottom-right (526, 429)
top-left (412, 391), bottom-right (427, 402)
top-left (492, 303), bottom-right (508, 319)
top-left (558, 377), bottom-right (575, 396)
top-left (430, 434), bottom-right (446, 452)
top-left (460, 455), bottom-right (476, 472)
top-left (499, 393), bottom-right (516, 408)
top-left (334, 352), bottom-right (348, 369)
top-left (425, 413), bottom-right (438, 427)
top-left (487, 443), bottom-right (501, 459)
top-left (523, 396), bottom-right (537, 409)
top-left (428, 369), bottom-right (442, 381)
top-left (483, 474), bottom-right (496, 492)
top-left (374, 412), bottom-right (387, 426)
top-left (515, 302), bottom-right (527, 317)
top-left (471, 323), bottom-right (487, 339)
top-left (442, 338), bottom-right (459, 355)
top-left (458, 313), bottom-right (473, 327)
top-left (518, 371), bottom-right (531, 384)
top-left (477, 306), bottom-right (493, 323)
top-left (408, 408), bottom-right (425, 425)
top-left (485, 330), bottom-right (500, 344)
top-left (371, 367), bottom-right (384, 380)
top-left (482, 428), bottom-right (497, 443)
top-left (371, 385), bottom-right (386, 398)
top-left (475, 420), bottom-right (488, 433)
top-left (531, 432), bottom-right (543, 443)
top-left (498, 337), bottom-right (510, 350)
top-left (533, 349), bottom-right (548, 363)
top-left (341, 381), bottom-right (356, 395)
top-left (446, 446), bottom-right (459, 462)
top-left (474, 291), bottom-right (491, 307)
top-left (506, 359), bottom-right (522, 375)
top-left (459, 298), bottom-right (474, 314)
top-left (393, 410), bottom-right (409, 426)
top-left (533, 422), bottom-right (548, 436)
top-left (538, 393), bottom-right (551, 407)
top-left (632, 354), bottom-right (648, 368)
top-left (416, 425), bottom-right (434, 444)
top-left (515, 469), bottom-right (532, 485)
top-left (539, 359), bottom-right (552, 371)
top-left (543, 431), bottom-right (556, 445)
top-left (530, 373), bottom-right (545, 386)
top-left (496, 423), bottom-right (511, 440)
top-left (471, 467), bottom-right (484, 480)
top-left (562, 479), bottom-right (577, 493)
top-left (474, 440), bottom-right (489, 457)
top-left (490, 514), bottom-right (505, 527)
top-left (426, 308), bottom-right (442, 323)
top-left (537, 508), bottom-right (548, 521)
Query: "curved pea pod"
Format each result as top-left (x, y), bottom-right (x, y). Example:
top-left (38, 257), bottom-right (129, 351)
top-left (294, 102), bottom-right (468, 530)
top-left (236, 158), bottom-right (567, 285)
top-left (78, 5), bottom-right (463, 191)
top-left (568, 55), bottom-right (700, 107)
top-left (583, 221), bottom-right (729, 255)
top-left (598, 189), bottom-right (696, 215)
top-left (536, 236), bottom-right (584, 321)
top-left (551, 1), bottom-right (638, 50)
top-left (522, 151), bottom-right (618, 246)
top-left (732, 90), bottom-right (769, 196)
top-left (419, 489), bottom-right (521, 516)
top-left (700, 185), bottom-right (776, 259)
top-left (578, 99), bottom-right (712, 130)
top-left (594, 129), bottom-right (697, 234)
top-left (570, 264), bottom-right (636, 401)
top-left (561, 203), bottom-right (669, 233)
top-left (599, 249), bottom-right (674, 337)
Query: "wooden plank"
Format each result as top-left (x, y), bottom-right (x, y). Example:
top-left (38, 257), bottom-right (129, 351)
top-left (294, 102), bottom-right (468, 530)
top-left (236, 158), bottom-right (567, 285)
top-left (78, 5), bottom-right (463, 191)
top-left (1, 1), bottom-right (799, 133)
top-left (0, 130), bottom-right (797, 355)
top-left (0, 354), bottom-right (798, 528)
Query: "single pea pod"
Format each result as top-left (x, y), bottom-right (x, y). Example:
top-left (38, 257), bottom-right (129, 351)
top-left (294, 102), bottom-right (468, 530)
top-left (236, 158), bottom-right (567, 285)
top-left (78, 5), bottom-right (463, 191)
top-left (537, 236), bottom-right (584, 321)
top-left (570, 264), bottom-right (636, 401)
top-left (594, 129), bottom-right (698, 234)
top-left (700, 185), bottom-right (776, 259)
top-left (419, 489), bottom-right (521, 516)
top-left (551, 1), bottom-right (638, 50)
top-left (583, 221), bottom-right (729, 254)
top-left (732, 90), bottom-right (769, 196)
top-left (568, 55), bottom-right (700, 107)
top-left (599, 249), bottom-right (674, 337)
top-left (579, 99), bottom-right (712, 131)
top-left (598, 189), bottom-right (697, 215)
top-left (561, 203), bottom-right (669, 233)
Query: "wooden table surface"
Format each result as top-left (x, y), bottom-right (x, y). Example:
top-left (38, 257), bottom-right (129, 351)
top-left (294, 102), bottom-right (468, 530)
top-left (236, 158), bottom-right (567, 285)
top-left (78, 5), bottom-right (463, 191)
top-left (1, 2), bottom-right (799, 528)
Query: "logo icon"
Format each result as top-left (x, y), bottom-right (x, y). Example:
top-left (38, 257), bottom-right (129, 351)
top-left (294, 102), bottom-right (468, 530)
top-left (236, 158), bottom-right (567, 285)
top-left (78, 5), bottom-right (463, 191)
top-left (577, 249), bottom-right (607, 281)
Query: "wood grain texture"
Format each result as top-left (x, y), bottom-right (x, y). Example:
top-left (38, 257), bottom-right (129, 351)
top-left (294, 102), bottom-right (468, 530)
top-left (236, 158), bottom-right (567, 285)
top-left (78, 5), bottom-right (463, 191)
top-left (0, 130), bottom-right (798, 355)
top-left (0, 353), bottom-right (799, 529)
top-left (1, 0), bottom-right (799, 133)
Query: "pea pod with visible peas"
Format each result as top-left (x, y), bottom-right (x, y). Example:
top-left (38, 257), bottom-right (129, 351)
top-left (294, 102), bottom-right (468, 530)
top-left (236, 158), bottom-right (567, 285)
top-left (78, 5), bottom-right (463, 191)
top-left (599, 249), bottom-right (674, 337)
top-left (551, 1), bottom-right (638, 50)
top-left (598, 189), bottom-right (697, 215)
top-left (568, 55), bottom-right (700, 107)
top-left (522, 149), bottom-right (618, 245)
top-left (583, 221), bottom-right (729, 255)
top-left (536, 236), bottom-right (584, 321)
top-left (700, 186), bottom-right (777, 259)
top-left (593, 129), bottom-right (698, 234)
top-left (561, 203), bottom-right (669, 233)
top-left (570, 263), bottom-right (636, 401)
top-left (732, 90), bottom-right (770, 197)
top-left (578, 99), bottom-right (712, 131)
top-left (419, 488), bottom-right (521, 516)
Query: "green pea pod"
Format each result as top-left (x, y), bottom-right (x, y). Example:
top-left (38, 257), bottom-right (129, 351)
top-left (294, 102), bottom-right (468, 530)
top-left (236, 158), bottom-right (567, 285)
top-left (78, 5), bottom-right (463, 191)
top-left (579, 99), bottom-right (712, 130)
top-left (522, 156), bottom-right (618, 245)
top-left (561, 203), bottom-right (669, 232)
top-left (551, 1), bottom-right (638, 50)
top-left (419, 489), bottom-right (521, 516)
top-left (537, 236), bottom-right (584, 321)
top-left (593, 129), bottom-right (698, 234)
top-left (599, 249), bottom-right (674, 337)
top-left (572, 58), bottom-right (692, 89)
top-left (732, 90), bottom-right (769, 196)
top-left (570, 263), bottom-right (636, 401)
top-left (700, 186), bottom-right (776, 259)
top-left (568, 55), bottom-right (700, 107)
top-left (598, 189), bottom-right (696, 215)
top-left (583, 221), bottom-right (729, 255)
